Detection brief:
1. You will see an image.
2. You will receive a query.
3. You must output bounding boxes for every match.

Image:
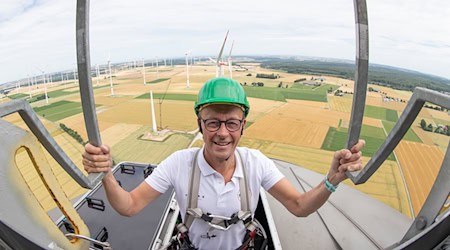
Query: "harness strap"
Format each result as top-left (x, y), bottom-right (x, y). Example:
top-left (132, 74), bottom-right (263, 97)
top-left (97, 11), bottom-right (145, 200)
top-left (184, 148), bottom-right (252, 231)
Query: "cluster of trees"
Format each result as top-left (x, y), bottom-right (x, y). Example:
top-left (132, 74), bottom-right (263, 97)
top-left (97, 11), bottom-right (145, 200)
top-left (420, 119), bottom-right (450, 136)
top-left (424, 104), bottom-right (448, 112)
top-left (256, 73), bottom-right (279, 79)
top-left (277, 82), bottom-right (288, 88)
top-left (294, 78), bottom-right (306, 82)
top-left (240, 82), bottom-right (264, 87)
top-left (60, 123), bottom-right (86, 145)
top-left (251, 82), bottom-right (264, 87)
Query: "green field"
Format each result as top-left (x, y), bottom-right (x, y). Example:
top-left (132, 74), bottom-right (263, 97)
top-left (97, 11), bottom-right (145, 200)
top-left (382, 121), bottom-right (422, 142)
top-left (33, 100), bottom-right (88, 122)
top-left (364, 105), bottom-right (398, 122)
top-left (321, 125), bottom-right (396, 160)
top-left (147, 78), bottom-right (170, 84)
top-left (112, 126), bottom-right (194, 164)
top-left (243, 84), bottom-right (331, 102)
top-left (8, 93), bottom-right (29, 99)
top-left (135, 93), bottom-right (197, 101)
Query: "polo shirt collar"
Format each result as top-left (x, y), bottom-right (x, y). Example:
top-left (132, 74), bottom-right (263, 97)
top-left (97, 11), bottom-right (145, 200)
top-left (198, 147), bottom-right (244, 179)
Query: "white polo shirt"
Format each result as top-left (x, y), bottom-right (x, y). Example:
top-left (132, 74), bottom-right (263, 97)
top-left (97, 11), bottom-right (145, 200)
top-left (145, 147), bottom-right (284, 250)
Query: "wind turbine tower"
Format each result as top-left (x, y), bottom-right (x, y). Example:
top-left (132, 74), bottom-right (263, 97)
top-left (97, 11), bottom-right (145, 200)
top-left (156, 57), bottom-right (159, 79)
top-left (96, 64), bottom-right (100, 86)
top-left (142, 58), bottom-right (146, 85)
top-left (108, 56), bottom-right (114, 96)
top-left (27, 75), bottom-right (32, 99)
top-left (150, 91), bottom-right (157, 133)
top-left (43, 74), bottom-right (49, 104)
top-left (185, 52), bottom-right (190, 88)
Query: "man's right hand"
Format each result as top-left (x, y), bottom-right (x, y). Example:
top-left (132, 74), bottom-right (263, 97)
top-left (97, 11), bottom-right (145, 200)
top-left (82, 143), bottom-right (113, 173)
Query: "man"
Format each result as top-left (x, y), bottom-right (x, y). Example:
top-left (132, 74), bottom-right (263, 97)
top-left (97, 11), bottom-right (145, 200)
top-left (83, 77), bottom-right (364, 249)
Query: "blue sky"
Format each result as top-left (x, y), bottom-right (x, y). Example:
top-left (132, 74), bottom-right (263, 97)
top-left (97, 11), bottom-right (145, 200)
top-left (1, 0), bottom-right (449, 83)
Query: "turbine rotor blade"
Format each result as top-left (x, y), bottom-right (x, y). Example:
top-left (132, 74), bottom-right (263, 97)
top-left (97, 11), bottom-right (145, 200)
top-left (216, 30), bottom-right (229, 66)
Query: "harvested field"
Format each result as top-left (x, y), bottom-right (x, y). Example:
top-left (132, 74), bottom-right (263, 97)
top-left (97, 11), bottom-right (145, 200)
top-left (101, 123), bottom-right (143, 147)
top-left (245, 115), bottom-right (329, 148)
top-left (411, 126), bottom-right (434, 145)
top-left (111, 125), bottom-right (194, 164)
top-left (98, 99), bottom-right (197, 131)
top-left (427, 108), bottom-right (450, 122)
top-left (272, 102), bottom-right (344, 126)
top-left (328, 95), bottom-right (352, 113)
top-left (59, 113), bottom-right (116, 140)
top-left (246, 98), bottom-right (285, 122)
top-left (286, 99), bottom-right (329, 109)
top-left (395, 141), bottom-right (444, 216)
top-left (365, 95), bottom-right (407, 112)
top-left (426, 132), bottom-right (450, 154)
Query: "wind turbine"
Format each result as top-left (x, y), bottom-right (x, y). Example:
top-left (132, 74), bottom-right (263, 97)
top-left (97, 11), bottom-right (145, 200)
top-left (209, 30), bottom-right (229, 77)
top-left (96, 64), bottom-right (100, 86)
top-left (228, 40), bottom-right (234, 79)
top-left (185, 52), bottom-right (190, 88)
top-left (155, 57), bottom-right (159, 79)
top-left (36, 67), bottom-right (49, 104)
top-left (27, 75), bottom-right (32, 99)
top-left (108, 54), bottom-right (114, 96)
top-left (142, 58), bottom-right (146, 85)
top-left (149, 91), bottom-right (157, 133)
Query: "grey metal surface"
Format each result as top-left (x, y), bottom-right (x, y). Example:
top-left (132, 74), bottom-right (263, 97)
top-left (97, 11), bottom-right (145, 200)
top-left (346, 0), bottom-right (369, 165)
top-left (76, 0), bottom-right (104, 185)
top-left (60, 162), bottom-right (175, 250)
top-left (271, 159), bottom-right (411, 249)
top-left (0, 119), bottom-right (89, 249)
top-left (0, 100), bottom-right (94, 188)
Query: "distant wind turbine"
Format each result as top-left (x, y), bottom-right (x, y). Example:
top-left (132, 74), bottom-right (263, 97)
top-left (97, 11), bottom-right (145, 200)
top-left (108, 54), bottom-right (114, 96)
top-left (142, 59), bottom-right (146, 85)
top-left (36, 67), bottom-right (49, 104)
top-left (185, 52), bottom-right (190, 88)
top-left (228, 40), bottom-right (234, 79)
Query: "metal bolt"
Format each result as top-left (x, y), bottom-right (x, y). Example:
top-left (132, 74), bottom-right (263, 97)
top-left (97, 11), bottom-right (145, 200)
top-left (415, 216), bottom-right (427, 230)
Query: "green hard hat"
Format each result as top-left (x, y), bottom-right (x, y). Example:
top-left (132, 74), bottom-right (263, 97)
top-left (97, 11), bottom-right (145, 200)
top-left (195, 77), bottom-right (250, 117)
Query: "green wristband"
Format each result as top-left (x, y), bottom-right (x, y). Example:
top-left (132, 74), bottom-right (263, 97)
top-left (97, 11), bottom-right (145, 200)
top-left (324, 174), bottom-right (339, 193)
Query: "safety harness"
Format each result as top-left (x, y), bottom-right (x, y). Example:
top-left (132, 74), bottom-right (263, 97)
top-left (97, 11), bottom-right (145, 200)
top-left (175, 148), bottom-right (259, 249)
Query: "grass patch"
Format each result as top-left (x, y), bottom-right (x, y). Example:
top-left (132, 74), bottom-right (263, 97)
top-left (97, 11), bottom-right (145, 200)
top-left (8, 93), bottom-right (29, 99)
top-left (33, 100), bottom-right (99, 122)
top-left (364, 105), bottom-right (398, 122)
top-left (382, 121), bottom-right (422, 142)
top-left (135, 93), bottom-right (197, 101)
top-left (242, 84), bottom-right (332, 102)
top-left (245, 121), bottom-right (254, 129)
top-left (321, 126), bottom-right (395, 160)
top-left (147, 78), bottom-right (170, 84)
top-left (386, 109), bottom-right (399, 122)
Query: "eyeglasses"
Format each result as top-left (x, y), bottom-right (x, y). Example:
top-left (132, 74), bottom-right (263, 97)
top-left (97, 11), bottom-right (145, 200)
top-left (202, 119), bottom-right (243, 132)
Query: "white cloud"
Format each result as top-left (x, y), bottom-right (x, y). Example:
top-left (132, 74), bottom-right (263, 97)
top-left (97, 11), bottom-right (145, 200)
top-left (1, 0), bottom-right (449, 83)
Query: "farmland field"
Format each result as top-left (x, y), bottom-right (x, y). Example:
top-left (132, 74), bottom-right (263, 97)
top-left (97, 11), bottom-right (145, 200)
top-left (382, 120), bottom-right (422, 142)
top-left (394, 141), bottom-right (444, 216)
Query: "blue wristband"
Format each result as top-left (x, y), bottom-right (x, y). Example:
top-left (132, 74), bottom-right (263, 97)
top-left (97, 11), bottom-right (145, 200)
top-left (324, 174), bottom-right (339, 193)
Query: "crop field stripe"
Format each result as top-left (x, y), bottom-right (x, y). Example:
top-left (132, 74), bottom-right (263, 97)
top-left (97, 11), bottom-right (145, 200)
top-left (135, 93), bottom-right (197, 101)
top-left (8, 93), bottom-right (29, 99)
top-left (386, 109), bottom-right (399, 122)
top-left (382, 120), bottom-right (422, 143)
top-left (321, 127), bottom-right (395, 160)
top-left (33, 101), bottom-right (96, 122)
top-left (147, 78), bottom-right (170, 84)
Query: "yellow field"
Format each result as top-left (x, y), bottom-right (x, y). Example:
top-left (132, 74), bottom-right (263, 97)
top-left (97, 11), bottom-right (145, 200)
top-left (395, 141), bottom-right (444, 216)
top-left (246, 97), bottom-right (285, 122)
top-left (286, 99), bottom-right (329, 109)
top-left (101, 123), bottom-right (143, 147)
top-left (328, 95), bottom-right (352, 113)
